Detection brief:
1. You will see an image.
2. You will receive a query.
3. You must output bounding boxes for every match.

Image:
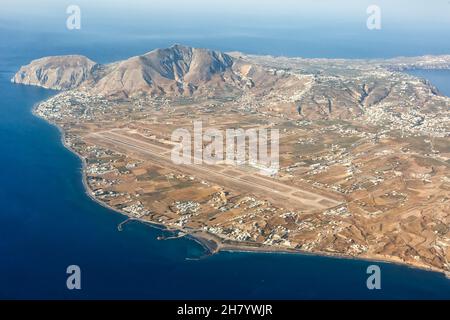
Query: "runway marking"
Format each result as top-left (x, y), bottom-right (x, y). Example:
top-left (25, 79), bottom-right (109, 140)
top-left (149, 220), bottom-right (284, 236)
top-left (86, 130), bottom-right (342, 211)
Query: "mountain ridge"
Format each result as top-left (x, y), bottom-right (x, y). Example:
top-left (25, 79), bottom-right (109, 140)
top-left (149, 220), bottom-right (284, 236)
top-left (12, 45), bottom-right (248, 97)
top-left (12, 55), bottom-right (98, 90)
top-left (12, 45), bottom-right (450, 121)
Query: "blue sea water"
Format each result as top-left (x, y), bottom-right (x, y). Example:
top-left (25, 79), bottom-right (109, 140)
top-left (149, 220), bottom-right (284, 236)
top-left (1, 15), bottom-right (450, 299)
top-left (407, 69), bottom-right (450, 97)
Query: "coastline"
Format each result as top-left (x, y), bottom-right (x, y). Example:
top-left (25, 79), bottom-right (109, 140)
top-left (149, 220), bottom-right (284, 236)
top-left (30, 100), bottom-right (450, 281)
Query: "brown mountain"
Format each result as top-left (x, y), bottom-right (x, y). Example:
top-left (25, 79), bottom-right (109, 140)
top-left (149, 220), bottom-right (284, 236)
top-left (91, 44), bottom-right (246, 97)
top-left (12, 45), bottom-right (251, 97)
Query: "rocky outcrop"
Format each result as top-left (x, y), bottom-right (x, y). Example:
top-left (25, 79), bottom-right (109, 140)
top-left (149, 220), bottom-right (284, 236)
top-left (12, 55), bottom-right (98, 90)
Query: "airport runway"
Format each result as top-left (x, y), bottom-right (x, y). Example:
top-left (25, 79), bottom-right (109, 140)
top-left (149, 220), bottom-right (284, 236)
top-left (86, 130), bottom-right (342, 212)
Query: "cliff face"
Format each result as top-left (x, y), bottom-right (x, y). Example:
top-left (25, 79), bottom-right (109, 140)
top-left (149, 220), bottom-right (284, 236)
top-left (11, 55), bottom-right (98, 90)
top-left (13, 45), bottom-right (449, 122)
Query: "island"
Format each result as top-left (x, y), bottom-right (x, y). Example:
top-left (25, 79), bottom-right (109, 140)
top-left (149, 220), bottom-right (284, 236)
top-left (12, 44), bottom-right (450, 276)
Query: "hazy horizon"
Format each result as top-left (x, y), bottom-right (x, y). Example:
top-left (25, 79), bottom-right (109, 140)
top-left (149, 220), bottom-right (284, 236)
top-left (1, 0), bottom-right (450, 60)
